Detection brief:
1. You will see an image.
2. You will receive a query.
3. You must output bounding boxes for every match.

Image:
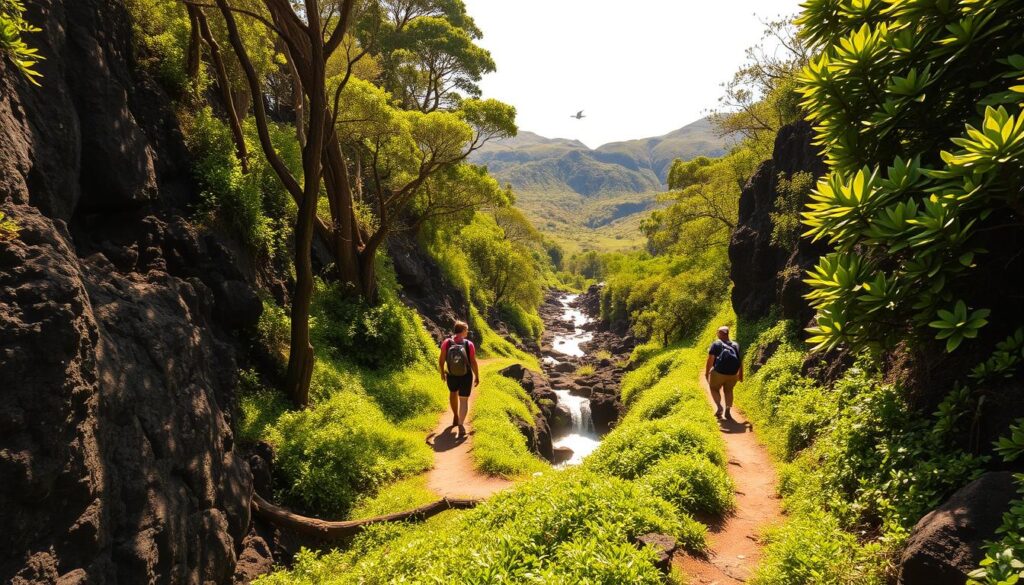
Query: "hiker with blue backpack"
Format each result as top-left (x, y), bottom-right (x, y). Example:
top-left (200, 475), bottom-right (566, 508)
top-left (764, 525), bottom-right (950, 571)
top-left (705, 325), bottom-right (744, 421)
top-left (439, 320), bottom-right (480, 437)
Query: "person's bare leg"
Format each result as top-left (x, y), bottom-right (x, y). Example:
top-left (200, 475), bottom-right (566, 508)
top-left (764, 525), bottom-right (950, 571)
top-left (723, 380), bottom-right (736, 420)
top-left (449, 391), bottom-right (459, 426)
top-left (458, 396), bottom-right (470, 436)
top-left (708, 378), bottom-right (724, 417)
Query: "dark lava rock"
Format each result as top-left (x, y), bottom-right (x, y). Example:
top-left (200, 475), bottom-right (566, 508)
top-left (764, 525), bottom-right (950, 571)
top-left (729, 121), bottom-right (828, 325)
top-left (635, 533), bottom-right (678, 574)
top-left (590, 393), bottom-right (624, 435)
top-left (214, 279), bottom-right (263, 330)
top-left (554, 361), bottom-right (576, 373)
top-left (389, 233), bottom-right (471, 343)
top-left (898, 472), bottom-right (1017, 585)
top-left (514, 415), bottom-right (553, 462)
top-left (552, 447), bottom-right (574, 465)
top-left (550, 404), bottom-right (573, 436)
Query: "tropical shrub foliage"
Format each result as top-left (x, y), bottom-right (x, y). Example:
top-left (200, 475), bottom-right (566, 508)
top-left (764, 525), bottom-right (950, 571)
top-left (0, 0), bottom-right (42, 84)
top-left (797, 0), bottom-right (1024, 353)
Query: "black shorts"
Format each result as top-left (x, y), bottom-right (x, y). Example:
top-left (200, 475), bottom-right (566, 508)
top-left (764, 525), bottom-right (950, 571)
top-left (446, 373), bottom-right (473, 397)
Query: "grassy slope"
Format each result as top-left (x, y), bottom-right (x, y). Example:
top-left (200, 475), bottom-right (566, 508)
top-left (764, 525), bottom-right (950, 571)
top-left (734, 318), bottom-right (987, 584)
top-left (255, 306), bottom-right (741, 584)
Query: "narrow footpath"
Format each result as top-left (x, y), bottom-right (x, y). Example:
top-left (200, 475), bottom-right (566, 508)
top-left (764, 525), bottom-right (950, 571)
top-left (426, 359), bottom-right (512, 500)
top-left (674, 372), bottom-right (783, 583)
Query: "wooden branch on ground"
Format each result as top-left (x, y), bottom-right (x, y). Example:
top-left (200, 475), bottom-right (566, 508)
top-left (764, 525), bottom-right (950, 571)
top-left (251, 493), bottom-right (481, 539)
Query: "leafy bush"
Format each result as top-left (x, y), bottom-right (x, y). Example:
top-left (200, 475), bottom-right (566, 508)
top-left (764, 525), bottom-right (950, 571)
top-left (641, 453), bottom-right (735, 517)
top-left (184, 108), bottom-right (272, 250)
top-left (752, 512), bottom-right (886, 585)
top-left (236, 369), bottom-right (289, 445)
top-left (587, 414), bottom-right (724, 480)
top-left (738, 319), bottom-right (990, 583)
top-left (0, 0), bottom-right (41, 84)
top-left (797, 0), bottom-right (1024, 354)
top-left (311, 273), bottom-right (433, 370)
top-left (469, 362), bottom-right (548, 477)
top-left (255, 469), bottom-right (706, 584)
top-left (0, 210), bottom-right (19, 241)
top-left (268, 383), bottom-right (434, 518)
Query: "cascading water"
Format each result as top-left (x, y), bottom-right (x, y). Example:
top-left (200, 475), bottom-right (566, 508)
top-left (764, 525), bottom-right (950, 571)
top-left (549, 293), bottom-right (602, 466)
top-left (552, 390), bottom-right (600, 466)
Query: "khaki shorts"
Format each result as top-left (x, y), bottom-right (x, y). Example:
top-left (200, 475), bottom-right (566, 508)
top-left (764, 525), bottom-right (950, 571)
top-left (709, 370), bottom-right (738, 393)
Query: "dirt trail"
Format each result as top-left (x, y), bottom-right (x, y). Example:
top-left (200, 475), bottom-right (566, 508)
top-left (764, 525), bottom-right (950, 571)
top-left (426, 360), bottom-right (513, 500)
top-left (674, 373), bottom-right (783, 583)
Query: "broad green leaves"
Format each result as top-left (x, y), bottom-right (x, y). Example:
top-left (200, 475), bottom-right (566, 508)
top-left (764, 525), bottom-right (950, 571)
top-left (797, 0), bottom-right (1024, 354)
top-left (0, 0), bottom-right (42, 85)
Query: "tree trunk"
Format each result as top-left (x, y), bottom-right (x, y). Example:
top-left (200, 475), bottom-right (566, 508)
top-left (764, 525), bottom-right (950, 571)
top-left (195, 8), bottom-right (250, 172)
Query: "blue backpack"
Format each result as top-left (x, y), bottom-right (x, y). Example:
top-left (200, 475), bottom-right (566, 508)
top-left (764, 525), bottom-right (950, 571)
top-left (714, 341), bottom-right (741, 375)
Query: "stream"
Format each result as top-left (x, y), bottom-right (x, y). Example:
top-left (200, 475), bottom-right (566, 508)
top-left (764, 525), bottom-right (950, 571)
top-left (549, 294), bottom-right (602, 466)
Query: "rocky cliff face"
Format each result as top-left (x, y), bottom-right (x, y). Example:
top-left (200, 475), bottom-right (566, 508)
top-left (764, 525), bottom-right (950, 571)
top-left (1, 0), bottom-right (263, 582)
top-left (728, 121), bottom-right (828, 327)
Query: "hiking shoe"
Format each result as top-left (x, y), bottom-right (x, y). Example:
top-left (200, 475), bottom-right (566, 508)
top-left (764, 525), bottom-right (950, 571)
top-left (457, 425), bottom-right (467, 439)
top-left (714, 405), bottom-right (723, 419)
top-left (724, 409), bottom-right (735, 422)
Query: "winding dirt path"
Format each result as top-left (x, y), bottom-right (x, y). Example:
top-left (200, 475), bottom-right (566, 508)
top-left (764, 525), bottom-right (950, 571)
top-left (674, 372), bottom-right (783, 583)
top-left (425, 361), bottom-right (513, 500)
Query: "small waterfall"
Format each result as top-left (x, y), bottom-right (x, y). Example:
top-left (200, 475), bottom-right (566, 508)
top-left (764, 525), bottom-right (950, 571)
top-left (555, 390), bottom-right (593, 435)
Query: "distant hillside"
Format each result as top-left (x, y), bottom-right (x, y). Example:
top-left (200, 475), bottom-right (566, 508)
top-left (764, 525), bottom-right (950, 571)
top-left (470, 118), bottom-right (727, 198)
top-left (470, 118), bottom-right (728, 254)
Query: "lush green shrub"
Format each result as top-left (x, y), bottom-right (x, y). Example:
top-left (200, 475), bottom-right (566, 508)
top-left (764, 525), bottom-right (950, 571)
top-left (255, 469), bottom-right (706, 584)
top-left (797, 0), bottom-right (1024, 354)
top-left (236, 369), bottom-right (289, 445)
top-left (0, 0), bottom-right (43, 84)
top-left (268, 382), bottom-right (434, 518)
top-left (184, 108), bottom-right (273, 250)
top-left (586, 415), bottom-right (724, 480)
top-left (641, 452), bottom-right (735, 517)
top-left (738, 320), bottom-right (989, 583)
top-left (752, 512), bottom-right (886, 585)
top-left (469, 361), bottom-right (548, 477)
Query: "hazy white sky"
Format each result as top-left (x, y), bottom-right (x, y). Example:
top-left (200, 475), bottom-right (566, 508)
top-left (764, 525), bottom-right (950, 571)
top-left (461, 0), bottom-right (803, 148)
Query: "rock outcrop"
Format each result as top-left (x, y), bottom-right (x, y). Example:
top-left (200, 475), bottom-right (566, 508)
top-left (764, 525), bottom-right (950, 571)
top-left (1, 0), bottom-right (265, 581)
top-left (898, 472), bottom-right (1017, 585)
top-left (728, 121), bottom-right (828, 326)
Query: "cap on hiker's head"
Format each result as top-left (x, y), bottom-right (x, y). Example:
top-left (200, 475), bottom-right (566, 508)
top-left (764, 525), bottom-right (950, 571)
top-left (718, 326), bottom-right (730, 334)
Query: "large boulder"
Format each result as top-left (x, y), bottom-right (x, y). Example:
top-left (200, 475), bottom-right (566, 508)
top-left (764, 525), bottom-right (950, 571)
top-left (590, 392), bottom-right (623, 435)
top-left (897, 472), bottom-right (1017, 585)
top-left (729, 121), bottom-right (828, 325)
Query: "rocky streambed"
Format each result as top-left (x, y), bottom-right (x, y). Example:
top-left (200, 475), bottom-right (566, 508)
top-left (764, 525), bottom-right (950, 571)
top-left (501, 285), bottom-right (634, 466)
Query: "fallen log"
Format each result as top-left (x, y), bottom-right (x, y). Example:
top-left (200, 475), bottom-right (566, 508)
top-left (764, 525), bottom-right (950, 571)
top-left (251, 493), bottom-right (481, 540)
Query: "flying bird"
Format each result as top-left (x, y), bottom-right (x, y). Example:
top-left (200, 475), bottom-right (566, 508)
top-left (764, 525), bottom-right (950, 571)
top-left (570, 110), bottom-right (585, 119)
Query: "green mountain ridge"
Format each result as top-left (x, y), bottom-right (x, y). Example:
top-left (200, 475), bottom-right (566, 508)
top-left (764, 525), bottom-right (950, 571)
top-left (470, 117), bottom-right (727, 197)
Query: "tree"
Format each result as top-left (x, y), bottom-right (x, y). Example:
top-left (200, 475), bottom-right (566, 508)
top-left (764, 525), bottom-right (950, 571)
top-left (642, 148), bottom-right (761, 255)
top-left (372, 0), bottom-right (495, 112)
top-left (797, 0), bottom-right (1024, 354)
top-left (710, 16), bottom-right (808, 157)
top-left (210, 0), bottom-right (357, 407)
top-left (325, 78), bottom-right (515, 301)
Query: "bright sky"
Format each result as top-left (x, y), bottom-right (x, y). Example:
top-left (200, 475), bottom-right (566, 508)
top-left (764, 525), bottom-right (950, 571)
top-left (462, 0), bottom-right (803, 148)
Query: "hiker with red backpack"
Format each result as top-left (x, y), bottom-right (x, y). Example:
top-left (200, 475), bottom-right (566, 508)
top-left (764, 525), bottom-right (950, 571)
top-left (439, 320), bottom-right (480, 437)
top-left (705, 325), bottom-right (744, 421)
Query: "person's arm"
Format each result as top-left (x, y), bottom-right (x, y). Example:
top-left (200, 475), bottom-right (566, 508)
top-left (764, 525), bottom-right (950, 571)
top-left (438, 341), bottom-right (448, 381)
top-left (738, 360), bottom-right (745, 382)
top-left (470, 343), bottom-right (481, 386)
top-left (705, 354), bottom-right (715, 379)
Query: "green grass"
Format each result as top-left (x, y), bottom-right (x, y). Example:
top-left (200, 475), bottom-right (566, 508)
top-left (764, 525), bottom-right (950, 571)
top-left (237, 274), bottom-right (450, 520)
top-left (469, 359), bottom-right (550, 477)
top-left (736, 317), bottom-right (988, 584)
top-left (575, 364), bottom-right (596, 377)
top-left (348, 475), bottom-right (438, 520)
top-left (255, 468), bottom-right (704, 585)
